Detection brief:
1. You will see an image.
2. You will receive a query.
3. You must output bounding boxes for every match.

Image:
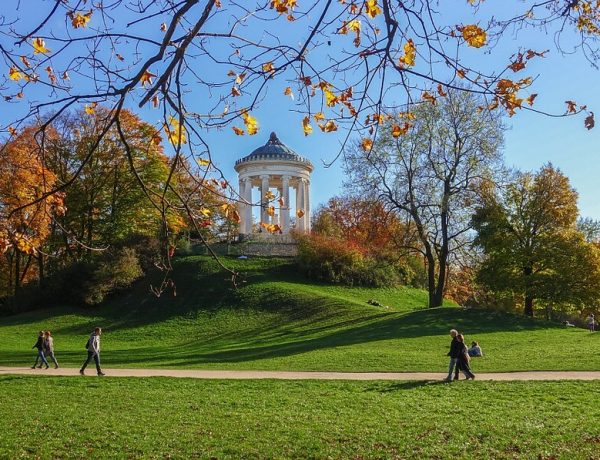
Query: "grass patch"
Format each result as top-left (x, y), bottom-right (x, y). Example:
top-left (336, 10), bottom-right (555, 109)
top-left (1, 256), bottom-right (599, 372)
top-left (1, 375), bottom-right (599, 459)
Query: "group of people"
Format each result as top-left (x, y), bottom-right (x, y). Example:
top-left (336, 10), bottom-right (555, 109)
top-left (31, 327), bottom-right (105, 376)
top-left (444, 329), bottom-right (482, 382)
top-left (31, 330), bottom-right (59, 369)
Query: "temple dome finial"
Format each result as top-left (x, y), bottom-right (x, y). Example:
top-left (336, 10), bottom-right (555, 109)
top-left (268, 132), bottom-right (280, 144)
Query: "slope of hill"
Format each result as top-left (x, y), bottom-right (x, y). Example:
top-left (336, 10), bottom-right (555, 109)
top-left (0, 256), bottom-right (598, 371)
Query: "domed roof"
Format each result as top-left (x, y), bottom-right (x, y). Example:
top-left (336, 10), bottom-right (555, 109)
top-left (235, 132), bottom-right (312, 168)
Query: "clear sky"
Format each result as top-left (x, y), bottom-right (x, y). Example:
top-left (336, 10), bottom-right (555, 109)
top-left (1, 1), bottom-right (599, 218)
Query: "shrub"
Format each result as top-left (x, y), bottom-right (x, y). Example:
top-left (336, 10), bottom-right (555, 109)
top-left (296, 235), bottom-right (400, 287)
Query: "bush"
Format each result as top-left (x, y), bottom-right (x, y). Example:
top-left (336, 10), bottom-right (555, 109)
top-left (296, 235), bottom-right (400, 287)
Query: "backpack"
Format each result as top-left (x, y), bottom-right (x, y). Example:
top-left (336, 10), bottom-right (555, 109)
top-left (85, 335), bottom-right (93, 350)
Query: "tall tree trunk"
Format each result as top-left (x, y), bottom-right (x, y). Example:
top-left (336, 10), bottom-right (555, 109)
top-left (425, 250), bottom-right (437, 308)
top-left (14, 251), bottom-right (20, 296)
top-left (523, 265), bottom-right (534, 316)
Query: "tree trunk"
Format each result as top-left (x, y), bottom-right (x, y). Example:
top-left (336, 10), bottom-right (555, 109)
top-left (14, 251), bottom-right (20, 296)
top-left (524, 295), bottom-right (534, 317)
top-left (523, 265), bottom-right (534, 316)
top-left (425, 250), bottom-right (437, 308)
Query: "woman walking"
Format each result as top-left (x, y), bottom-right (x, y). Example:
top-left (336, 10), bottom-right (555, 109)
top-left (31, 331), bottom-right (49, 369)
top-left (43, 331), bottom-right (59, 369)
top-left (455, 334), bottom-right (475, 380)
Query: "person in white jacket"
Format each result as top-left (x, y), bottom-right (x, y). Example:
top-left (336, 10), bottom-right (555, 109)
top-left (80, 327), bottom-right (105, 376)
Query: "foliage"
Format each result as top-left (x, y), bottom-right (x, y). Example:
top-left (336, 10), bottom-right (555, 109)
top-left (346, 90), bottom-right (504, 307)
top-left (472, 164), bottom-right (600, 317)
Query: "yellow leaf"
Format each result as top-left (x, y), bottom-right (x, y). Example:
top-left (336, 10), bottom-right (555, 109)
top-left (262, 62), bottom-right (275, 73)
top-left (140, 70), bottom-right (157, 87)
top-left (398, 39), bottom-right (416, 67)
top-left (318, 120), bottom-right (338, 132)
top-left (302, 116), bottom-right (313, 136)
top-left (242, 110), bottom-right (259, 135)
top-left (9, 66), bottom-right (24, 81)
top-left (164, 116), bottom-right (187, 145)
top-left (70, 10), bottom-right (93, 28)
top-left (459, 24), bottom-right (487, 48)
top-left (197, 159), bottom-right (210, 167)
top-left (265, 190), bottom-right (276, 200)
top-left (32, 38), bottom-right (51, 54)
top-left (391, 122), bottom-right (411, 137)
top-left (200, 208), bottom-right (211, 217)
top-left (364, 0), bottom-right (382, 19)
top-left (361, 138), bottom-right (373, 152)
top-left (84, 102), bottom-right (97, 115)
top-left (267, 206), bottom-right (275, 217)
top-left (313, 112), bottom-right (325, 122)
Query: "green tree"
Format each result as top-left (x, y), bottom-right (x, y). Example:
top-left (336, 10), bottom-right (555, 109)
top-left (346, 90), bottom-right (504, 307)
top-left (473, 164), bottom-right (600, 317)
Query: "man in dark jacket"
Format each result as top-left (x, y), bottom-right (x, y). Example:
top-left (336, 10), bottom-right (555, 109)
top-left (444, 329), bottom-right (461, 382)
top-left (31, 331), bottom-right (49, 369)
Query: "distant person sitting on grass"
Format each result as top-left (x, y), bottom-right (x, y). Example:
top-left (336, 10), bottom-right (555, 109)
top-left (31, 331), bottom-right (49, 369)
top-left (80, 327), bottom-right (105, 376)
top-left (468, 341), bottom-right (483, 357)
top-left (587, 314), bottom-right (595, 333)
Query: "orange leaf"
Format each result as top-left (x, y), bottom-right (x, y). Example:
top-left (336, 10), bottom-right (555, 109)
top-left (70, 10), bottom-right (93, 28)
top-left (458, 24), bottom-right (487, 48)
top-left (302, 116), bottom-right (313, 136)
top-left (32, 38), bottom-right (51, 54)
top-left (233, 126), bottom-right (245, 136)
top-left (565, 100), bottom-right (578, 114)
top-left (140, 70), bottom-right (157, 87)
top-left (361, 138), bottom-right (373, 152)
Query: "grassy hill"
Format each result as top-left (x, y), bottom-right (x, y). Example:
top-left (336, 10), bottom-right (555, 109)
top-left (1, 255), bottom-right (598, 371)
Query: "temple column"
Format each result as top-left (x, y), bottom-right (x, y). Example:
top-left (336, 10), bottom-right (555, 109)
top-left (238, 179), bottom-right (245, 234)
top-left (260, 174), bottom-right (270, 224)
top-left (305, 179), bottom-right (311, 233)
top-left (281, 175), bottom-right (291, 233)
top-left (296, 178), bottom-right (305, 232)
top-left (243, 177), bottom-right (253, 234)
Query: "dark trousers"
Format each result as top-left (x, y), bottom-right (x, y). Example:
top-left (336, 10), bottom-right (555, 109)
top-left (81, 351), bottom-right (102, 373)
top-left (455, 359), bottom-right (475, 379)
top-left (33, 350), bottom-right (49, 367)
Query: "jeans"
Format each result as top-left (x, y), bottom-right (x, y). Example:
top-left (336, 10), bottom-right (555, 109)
top-left (46, 352), bottom-right (59, 367)
top-left (81, 351), bottom-right (102, 373)
top-left (33, 350), bottom-right (49, 367)
top-left (446, 358), bottom-right (457, 380)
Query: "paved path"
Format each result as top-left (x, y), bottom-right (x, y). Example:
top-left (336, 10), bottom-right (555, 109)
top-left (2, 366), bottom-right (600, 381)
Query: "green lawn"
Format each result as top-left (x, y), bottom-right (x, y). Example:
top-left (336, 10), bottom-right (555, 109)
top-left (1, 256), bottom-right (599, 372)
top-left (1, 375), bottom-right (599, 459)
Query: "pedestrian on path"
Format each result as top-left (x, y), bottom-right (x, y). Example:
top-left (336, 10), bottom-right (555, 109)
top-left (587, 314), bottom-right (595, 332)
top-left (80, 327), bottom-right (105, 376)
top-left (444, 329), bottom-right (461, 382)
top-left (455, 334), bottom-right (476, 380)
top-left (43, 331), bottom-right (59, 369)
top-left (31, 331), bottom-right (49, 369)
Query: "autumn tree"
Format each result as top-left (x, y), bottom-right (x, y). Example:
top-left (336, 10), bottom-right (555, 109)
top-left (346, 90), bottom-right (504, 307)
top-left (0, 127), bottom-right (65, 295)
top-left (472, 164), bottom-right (600, 317)
top-left (0, 0), bottom-right (598, 284)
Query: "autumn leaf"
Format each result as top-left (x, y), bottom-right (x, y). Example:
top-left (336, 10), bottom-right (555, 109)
top-left (391, 122), bottom-right (411, 137)
top-left (284, 87), bottom-right (294, 99)
top-left (262, 62), bottom-right (275, 73)
top-left (456, 69), bottom-right (467, 79)
top-left (318, 120), bottom-right (338, 132)
top-left (297, 209), bottom-right (305, 218)
top-left (62, 71), bottom-right (70, 80)
top-left (242, 110), bottom-right (259, 135)
top-left (70, 10), bottom-right (93, 28)
top-left (364, 0), bottom-right (382, 19)
top-left (8, 126), bottom-right (18, 136)
top-left (84, 102), bottom-right (98, 115)
top-left (20, 56), bottom-right (31, 68)
top-left (265, 190), bottom-right (276, 200)
top-left (565, 100), bottom-right (578, 114)
top-left (116, 54), bottom-right (125, 61)
top-left (151, 132), bottom-right (162, 146)
top-left (525, 93), bottom-right (537, 106)
top-left (32, 38), bottom-right (51, 54)
top-left (235, 73), bottom-right (246, 85)
top-left (459, 24), bottom-right (487, 48)
top-left (422, 91), bottom-right (436, 104)
top-left (267, 206), bottom-right (275, 217)
top-left (302, 116), bottom-right (313, 136)
top-left (9, 66), bottom-right (24, 81)
top-left (233, 126), bottom-right (245, 135)
top-left (361, 138), bottom-right (373, 152)
top-left (585, 112), bottom-right (595, 130)
top-left (313, 112), bottom-right (325, 122)
top-left (140, 70), bottom-right (157, 87)
top-left (197, 159), bottom-right (210, 167)
top-left (160, 22), bottom-right (167, 32)
top-left (200, 208), bottom-right (211, 217)
top-left (278, 197), bottom-right (285, 206)
top-left (231, 86), bottom-right (241, 97)
top-left (164, 116), bottom-right (187, 145)
top-left (398, 39), bottom-right (416, 67)
top-left (152, 94), bottom-right (160, 108)
top-left (437, 83), bottom-right (447, 97)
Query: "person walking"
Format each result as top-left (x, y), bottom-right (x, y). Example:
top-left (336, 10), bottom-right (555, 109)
top-left (587, 314), bottom-right (595, 333)
top-left (31, 331), bottom-right (49, 369)
top-left (455, 334), bottom-right (476, 380)
top-left (80, 327), bottom-right (105, 376)
top-left (444, 329), bottom-right (461, 382)
top-left (43, 331), bottom-right (59, 369)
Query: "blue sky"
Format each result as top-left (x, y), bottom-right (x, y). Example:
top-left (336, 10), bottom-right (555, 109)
top-left (1, 1), bottom-right (599, 218)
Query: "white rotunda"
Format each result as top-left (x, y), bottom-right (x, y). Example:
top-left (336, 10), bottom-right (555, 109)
top-left (234, 132), bottom-right (313, 236)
